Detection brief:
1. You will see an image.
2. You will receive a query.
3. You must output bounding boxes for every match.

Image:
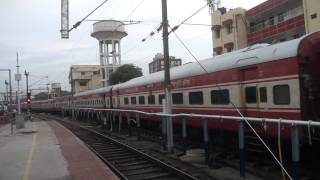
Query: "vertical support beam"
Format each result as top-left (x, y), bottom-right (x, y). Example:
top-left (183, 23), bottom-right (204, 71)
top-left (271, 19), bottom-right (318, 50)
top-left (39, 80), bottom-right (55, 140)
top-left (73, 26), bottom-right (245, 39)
top-left (291, 124), bottom-right (300, 180)
top-left (203, 118), bottom-right (210, 164)
top-left (136, 113), bottom-right (141, 140)
top-left (110, 112), bottom-right (114, 132)
top-left (126, 113), bottom-right (131, 136)
top-left (162, 117), bottom-right (167, 150)
top-left (182, 117), bottom-right (187, 153)
top-left (118, 112), bottom-right (122, 133)
top-left (239, 120), bottom-right (245, 178)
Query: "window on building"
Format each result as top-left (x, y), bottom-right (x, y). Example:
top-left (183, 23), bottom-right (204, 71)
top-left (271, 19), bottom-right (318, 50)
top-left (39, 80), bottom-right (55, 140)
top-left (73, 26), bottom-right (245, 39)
top-left (273, 85), bottom-right (290, 105)
top-left (259, 87), bottom-right (267, 103)
top-left (278, 13), bottom-right (284, 22)
top-left (225, 23), bottom-right (232, 34)
top-left (250, 22), bottom-right (255, 32)
top-left (211, 89), bottom-right (230, 104)
top-left (293, 34), bottom-right (301, 39)
top-left (138, 96), bottom-right (145, 104)
top-left (79, 82), bottom-right (87, 86)
top-left (81, 72), bottom-right (85, 75)
top-left (215, 29), bottom-right (220, 39)
top-left (124, 97), bottom-right (129, 105)
top-left (93, 71), bottom-right (100, 75)
top-left (148, 95), bottom-right (155, 104)
top-left (311, 13), bottom-right (317, 19)
top-left (280, 38), bottom-right (286, 42)
top-left (226, 47), bottom-right (233, 52)
top-left (189, 91), bottom-right (203, 105)
top-left (131, 97), bottom-right (136, 104)
top-left (245, 86), bottom-right (257, 103)
top-left (269, 16), bottom-right (274, 25)
top-left (172, 93), bottom-right (183, 104)
top-left (159, 94), bottom-right (165, 104)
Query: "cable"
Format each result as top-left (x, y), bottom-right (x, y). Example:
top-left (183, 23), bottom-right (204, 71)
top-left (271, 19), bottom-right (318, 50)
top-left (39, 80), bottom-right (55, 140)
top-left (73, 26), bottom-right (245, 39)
top-left (169, 4), bottom-right (208, 34)
top-left (170, 27), bottom-right (293, 180)
top-left (124, 0), bottom-right (145, 20)
top-left (69, 0), bottom-right (111, 32)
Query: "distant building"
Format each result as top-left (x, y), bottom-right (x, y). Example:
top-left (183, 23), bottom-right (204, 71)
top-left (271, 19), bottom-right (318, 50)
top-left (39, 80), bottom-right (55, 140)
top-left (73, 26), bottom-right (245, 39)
top-left (303, 0), bottom-right (320, 34)
top-left (51, 83), bottom-right (61, 98)
top-left (149, 53), bottom-right (182, 74)
top-left (211, 7), bottom-right (247, 55)
top-left (246, 0), bottom-right (305, 45)
top-left (69, 65), bottom-right (102, 94)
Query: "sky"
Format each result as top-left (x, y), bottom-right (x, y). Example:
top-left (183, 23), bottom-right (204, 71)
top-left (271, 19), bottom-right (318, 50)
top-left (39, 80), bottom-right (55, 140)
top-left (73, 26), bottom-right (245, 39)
top-left (0, 0), bottom-right (265, 95)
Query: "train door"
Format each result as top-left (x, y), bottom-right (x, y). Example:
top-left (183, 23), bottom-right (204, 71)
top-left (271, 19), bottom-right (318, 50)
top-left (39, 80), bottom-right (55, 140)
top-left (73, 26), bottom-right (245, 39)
top-left (240, 67), bottom-right (261, 118)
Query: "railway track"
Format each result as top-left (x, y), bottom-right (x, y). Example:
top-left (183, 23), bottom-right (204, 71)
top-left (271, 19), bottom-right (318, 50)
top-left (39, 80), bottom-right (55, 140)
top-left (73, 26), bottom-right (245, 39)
top-left (38, 114), bottom-right (200, 180)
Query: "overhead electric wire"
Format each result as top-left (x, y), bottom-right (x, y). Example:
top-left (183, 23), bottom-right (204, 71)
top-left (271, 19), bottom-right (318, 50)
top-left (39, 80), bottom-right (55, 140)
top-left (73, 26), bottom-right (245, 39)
top-left (169, 4), bottom-right (208, 34)
top-left (169, 26), bottom-right (293, 180)
top-left (69, 0), bottom-right (111, 32)
top-left (124, 0), bottom-right (145, 20)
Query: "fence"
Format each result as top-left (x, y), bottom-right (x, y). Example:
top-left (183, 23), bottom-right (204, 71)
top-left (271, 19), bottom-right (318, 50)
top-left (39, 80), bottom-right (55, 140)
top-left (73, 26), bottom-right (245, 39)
top-left (62, 107), bottom-right (320, 180)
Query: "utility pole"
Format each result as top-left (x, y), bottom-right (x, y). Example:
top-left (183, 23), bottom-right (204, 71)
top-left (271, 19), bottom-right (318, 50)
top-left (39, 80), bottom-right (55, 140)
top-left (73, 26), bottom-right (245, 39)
top-left (24, 70), bottom-right (29, 97)
top-left (161, 0), bottom-right (173, 152)
top-left (5, 80), bottom-right (8, 107)
top-left (25, 70), bottom-right (30, 120)
top-left (15, 52), bottom-right (24, 129)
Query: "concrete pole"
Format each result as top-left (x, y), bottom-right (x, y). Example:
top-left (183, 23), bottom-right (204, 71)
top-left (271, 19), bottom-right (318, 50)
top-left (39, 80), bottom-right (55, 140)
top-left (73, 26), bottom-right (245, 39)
top-left (16, 53), bottom-right (21, 115)
top-left (161, 0), bottom-right (173, 153)
top-left (16, 53), bottom-right (24, 129)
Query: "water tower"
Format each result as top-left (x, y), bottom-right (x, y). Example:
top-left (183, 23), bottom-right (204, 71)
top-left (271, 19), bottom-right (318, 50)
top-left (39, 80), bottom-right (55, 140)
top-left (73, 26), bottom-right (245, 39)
top-left (91, 20), bottom-right (128, 87)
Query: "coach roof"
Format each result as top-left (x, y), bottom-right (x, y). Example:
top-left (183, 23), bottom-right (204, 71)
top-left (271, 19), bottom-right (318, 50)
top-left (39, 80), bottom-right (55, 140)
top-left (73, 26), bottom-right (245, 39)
top-left (113, 35), bottom-right (305, 91)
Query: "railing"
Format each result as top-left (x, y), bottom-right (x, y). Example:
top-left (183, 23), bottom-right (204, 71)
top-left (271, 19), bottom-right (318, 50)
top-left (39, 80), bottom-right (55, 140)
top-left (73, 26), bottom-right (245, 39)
top-left (61, 107), bottom-right (319, 180)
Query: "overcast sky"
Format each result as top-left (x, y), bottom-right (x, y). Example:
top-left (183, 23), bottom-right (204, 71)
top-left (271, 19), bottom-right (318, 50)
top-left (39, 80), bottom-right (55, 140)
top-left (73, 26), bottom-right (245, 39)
top-left (0, 0), bottom-right (265, 94)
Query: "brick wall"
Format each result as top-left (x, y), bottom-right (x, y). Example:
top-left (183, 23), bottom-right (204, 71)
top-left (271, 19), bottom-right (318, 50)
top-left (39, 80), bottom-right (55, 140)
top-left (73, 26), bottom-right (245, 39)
top-left (246, 0), bottom-right (288, 16)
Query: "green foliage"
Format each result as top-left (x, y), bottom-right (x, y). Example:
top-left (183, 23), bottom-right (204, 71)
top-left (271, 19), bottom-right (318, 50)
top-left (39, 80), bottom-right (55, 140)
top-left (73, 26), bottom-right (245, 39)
top-left (34, 92), bottom-right (49, 100)
top-left (108, 64), bottom-right (143, 85)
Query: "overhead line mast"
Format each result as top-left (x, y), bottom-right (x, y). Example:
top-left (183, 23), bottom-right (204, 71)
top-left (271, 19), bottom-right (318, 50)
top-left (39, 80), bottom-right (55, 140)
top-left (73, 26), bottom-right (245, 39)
top-left (161, 0), bottom-right (173, 152)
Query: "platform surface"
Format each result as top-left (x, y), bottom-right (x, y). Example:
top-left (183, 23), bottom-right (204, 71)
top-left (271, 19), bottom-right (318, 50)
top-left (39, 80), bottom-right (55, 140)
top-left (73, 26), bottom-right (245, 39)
top-left (0, 118), bottom-right (119, 180)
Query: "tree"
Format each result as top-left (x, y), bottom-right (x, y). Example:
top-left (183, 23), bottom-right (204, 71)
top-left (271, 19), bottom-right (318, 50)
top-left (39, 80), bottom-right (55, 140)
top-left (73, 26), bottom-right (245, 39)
top-left (34, 92), bottom-right (49, 100)
top-left (108, 64), bottom-right (143, 85)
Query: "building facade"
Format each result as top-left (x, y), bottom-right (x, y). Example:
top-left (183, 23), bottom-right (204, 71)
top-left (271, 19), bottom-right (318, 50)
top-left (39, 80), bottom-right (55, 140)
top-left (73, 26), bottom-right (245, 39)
top-left (247, 0), bottom-right (305, 45)
top-left (149, 53), bottom-right (182, 74)
top-left (50, 83), bottom-right (61, 98)
top-left (303, 0), bottom-right (320, 34)
top-left (69, 65), bottom-right (102, 94)
top-left (211, 7), bottom-right (247, 55)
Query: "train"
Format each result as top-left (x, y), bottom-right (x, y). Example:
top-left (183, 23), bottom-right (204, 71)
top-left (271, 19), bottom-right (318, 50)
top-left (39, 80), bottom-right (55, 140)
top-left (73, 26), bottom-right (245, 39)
top-left (23, 31), bottom-right (320, 141)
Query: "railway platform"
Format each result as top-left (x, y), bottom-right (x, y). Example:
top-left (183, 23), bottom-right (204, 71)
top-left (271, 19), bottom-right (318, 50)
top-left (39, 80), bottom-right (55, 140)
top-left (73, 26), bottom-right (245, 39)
top-left (0, 117), bottom-right (119, 180)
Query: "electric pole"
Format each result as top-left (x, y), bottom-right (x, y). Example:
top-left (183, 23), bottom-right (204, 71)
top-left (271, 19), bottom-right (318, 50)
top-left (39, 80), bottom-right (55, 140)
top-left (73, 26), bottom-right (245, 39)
top-left (161, 0), bottom-right (173, 152)
top-left (24, 70), bottom-right (29, 96)
top-left (15, 52), bottom-right (24, 128)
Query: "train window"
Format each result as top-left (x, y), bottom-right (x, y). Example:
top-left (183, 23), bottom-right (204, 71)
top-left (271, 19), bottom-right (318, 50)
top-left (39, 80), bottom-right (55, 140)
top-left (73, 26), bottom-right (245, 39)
top-left (189, 91), bottom-right (203, 105)
top-left (172, 93), bottom-right (183, 104)
top-left (131, 97), bottom-right (136, 104)
top-left (117, 98), bottom-right (120, 105)
top-left (106, 99), bottom-right (109, 105)
top-left (139, 96), bottom-right (145, 104)
top-left (159, 94), bottom-right (165, 104)
top-left (148, 95), bottom-right (155, 104)
top-left (112, 98), bottom-right (115, 105)
top-left (245, 86), bottom-right (257, 103)
top-left (259, 87), bottom-right (267, 103)
top-left (124, 97), bottom-right (129, 105)
top-left (211, 89), bottom-right (230, 104)
top-left (273, 85), bottom-right (290, 105)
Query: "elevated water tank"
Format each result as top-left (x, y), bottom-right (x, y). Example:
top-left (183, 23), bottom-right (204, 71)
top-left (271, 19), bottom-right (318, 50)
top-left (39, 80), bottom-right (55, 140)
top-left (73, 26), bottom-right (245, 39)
top-left (91, 20), bottom-right (128, 87)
